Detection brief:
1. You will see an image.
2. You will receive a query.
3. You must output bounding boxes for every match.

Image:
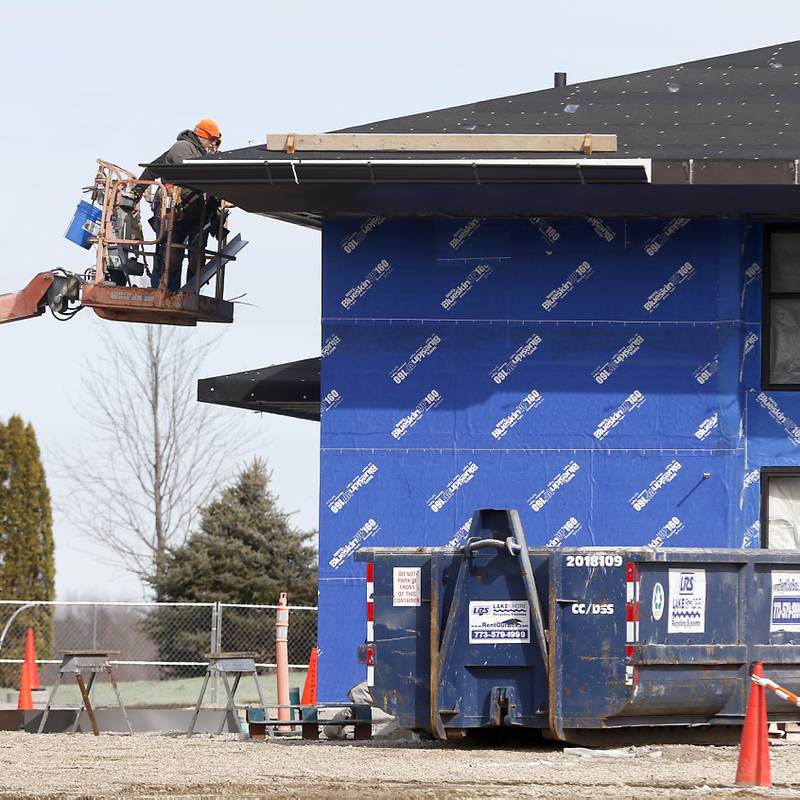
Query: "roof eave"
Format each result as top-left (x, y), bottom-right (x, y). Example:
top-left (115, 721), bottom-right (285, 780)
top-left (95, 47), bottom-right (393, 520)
top-left (148, 157), bottom-right (800, 222)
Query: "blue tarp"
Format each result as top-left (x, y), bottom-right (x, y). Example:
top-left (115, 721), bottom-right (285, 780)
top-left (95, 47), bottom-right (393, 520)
top-left (317, 215), bottom-right (796, 700)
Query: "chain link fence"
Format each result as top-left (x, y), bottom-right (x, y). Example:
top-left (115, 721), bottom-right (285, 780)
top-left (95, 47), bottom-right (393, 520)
top-left (0, 601), bottom-right (316, 707)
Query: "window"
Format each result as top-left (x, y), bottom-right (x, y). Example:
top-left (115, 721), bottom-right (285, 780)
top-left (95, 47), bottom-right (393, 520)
top-left (763, 226), bottom-right (800, 388)
top-left (760, 468), bottom-right (800, 549)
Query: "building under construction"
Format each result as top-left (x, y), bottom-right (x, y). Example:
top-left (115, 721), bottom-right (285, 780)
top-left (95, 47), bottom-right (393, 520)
top-left (7, 41), bottom-right (800, 702)
top-left (170, 41), bottom-right (800, 699)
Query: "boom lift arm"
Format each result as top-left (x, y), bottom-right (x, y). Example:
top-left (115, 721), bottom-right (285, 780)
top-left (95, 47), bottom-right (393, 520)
top-left (0, 272), bottom-right (81, 324)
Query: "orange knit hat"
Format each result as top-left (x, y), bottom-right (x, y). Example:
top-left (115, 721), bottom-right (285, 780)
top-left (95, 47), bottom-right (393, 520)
top-left (194, 119), bottom-right (221, 140)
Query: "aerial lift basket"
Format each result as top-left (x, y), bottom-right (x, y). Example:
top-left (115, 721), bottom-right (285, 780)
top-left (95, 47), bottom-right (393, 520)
top-left (0, 160), bottom-right (247, 327)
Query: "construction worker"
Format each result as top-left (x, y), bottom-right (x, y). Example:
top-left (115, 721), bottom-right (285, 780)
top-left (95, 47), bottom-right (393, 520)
top-left (139, 119), bottom-right (222, 291)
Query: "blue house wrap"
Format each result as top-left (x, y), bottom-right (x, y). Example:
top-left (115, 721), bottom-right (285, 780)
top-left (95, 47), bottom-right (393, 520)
top-left (316, 215), bottom-right (795, 700)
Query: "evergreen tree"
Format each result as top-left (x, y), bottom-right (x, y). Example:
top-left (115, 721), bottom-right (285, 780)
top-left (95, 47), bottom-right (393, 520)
top-left (0, 416), bottom-right (55, 686)
top-left (145, 458), bottom-right (317, 675)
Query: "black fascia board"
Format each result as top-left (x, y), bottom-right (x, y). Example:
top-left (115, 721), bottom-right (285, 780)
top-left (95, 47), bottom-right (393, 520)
top-left (197, 358), bottom-right (321, 422)
top-left (149, 157), bottom-right (800, 188)
top-left (141, 163), bottom-right (800, 220)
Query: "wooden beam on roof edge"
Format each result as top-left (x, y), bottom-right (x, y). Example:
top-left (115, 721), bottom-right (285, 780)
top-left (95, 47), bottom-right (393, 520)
top-left (266, 132), bottom-right (618, 153)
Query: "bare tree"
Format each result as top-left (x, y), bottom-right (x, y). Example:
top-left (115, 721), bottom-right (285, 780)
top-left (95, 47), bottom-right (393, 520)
top-left (63, 324), bottom-right (246, 591)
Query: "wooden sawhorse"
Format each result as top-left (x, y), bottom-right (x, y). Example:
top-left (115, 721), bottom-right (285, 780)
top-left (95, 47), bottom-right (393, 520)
top-left (187, 652), bottom-right (268, 736)
top-left (37, 650), bottom-right (132, 735)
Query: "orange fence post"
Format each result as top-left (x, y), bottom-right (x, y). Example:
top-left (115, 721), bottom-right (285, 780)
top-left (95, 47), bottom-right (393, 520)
top-left (275, 593), bottom-right (291, 732)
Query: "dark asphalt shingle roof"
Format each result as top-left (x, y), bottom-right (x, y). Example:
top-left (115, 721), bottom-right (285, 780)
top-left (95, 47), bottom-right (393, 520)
top-left (210, 40), bottom-right (800, 162)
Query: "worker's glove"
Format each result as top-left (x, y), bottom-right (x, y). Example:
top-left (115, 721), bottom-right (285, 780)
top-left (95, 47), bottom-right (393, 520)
top-left (208, 209), bottom-right (222, 239)
top-left (206, 196), bottom-right (224, 239)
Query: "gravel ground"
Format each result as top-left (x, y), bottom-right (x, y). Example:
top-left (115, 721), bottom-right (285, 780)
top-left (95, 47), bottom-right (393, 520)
top-left (2, 732), bottom-right (800, 799)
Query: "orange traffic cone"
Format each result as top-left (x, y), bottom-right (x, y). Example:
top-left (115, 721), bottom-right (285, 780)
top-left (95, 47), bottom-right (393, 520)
top-left (24, 627), bottom-right (40, 690)
top-left (17, 658), bottom-right (32, 711)
top-left (736, 662), bottom-right (771, 787)
top-left (301, 647), bottom-right (318, 706)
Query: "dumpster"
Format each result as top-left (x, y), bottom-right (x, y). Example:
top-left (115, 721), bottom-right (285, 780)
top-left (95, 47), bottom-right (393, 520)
top-left (356, 509), bottom-right (800, 744)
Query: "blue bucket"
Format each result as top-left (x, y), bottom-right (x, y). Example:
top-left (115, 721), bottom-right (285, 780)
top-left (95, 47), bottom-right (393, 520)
top-left (65, 200), bottom-right (102, 249)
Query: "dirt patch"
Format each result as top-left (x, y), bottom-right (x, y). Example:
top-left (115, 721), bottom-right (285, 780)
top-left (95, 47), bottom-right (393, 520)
top-left (1, 731), bottom-right (800, 798)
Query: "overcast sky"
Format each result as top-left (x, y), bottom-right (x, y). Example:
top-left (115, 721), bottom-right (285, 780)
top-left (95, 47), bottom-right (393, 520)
top-left (1, 1), bottom-right (797, 598)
